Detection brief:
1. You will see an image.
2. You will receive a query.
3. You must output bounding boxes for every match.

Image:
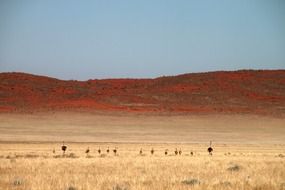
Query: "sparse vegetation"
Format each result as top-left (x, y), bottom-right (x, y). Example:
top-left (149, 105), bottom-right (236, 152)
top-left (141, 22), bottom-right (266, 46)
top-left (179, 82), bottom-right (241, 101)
top-left (0, 112), bottom-right (284, 190)
top-left (227, 164), bottom-right (241, 172)
top-left (112, 184), bottom-right (130, 190)
top-left (13, 178), bottom-right (23, 186)
top-left (67, 186), bottom-right (77, 190)
top-left (181, 178), bottom-right (200, 186)
top-left (0, 142), bottom-right (284, 190)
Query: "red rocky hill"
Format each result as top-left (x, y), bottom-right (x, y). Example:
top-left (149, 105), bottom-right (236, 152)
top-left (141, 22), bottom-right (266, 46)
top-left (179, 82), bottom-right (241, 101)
top-left (0, 70), bottom-right (285, 115)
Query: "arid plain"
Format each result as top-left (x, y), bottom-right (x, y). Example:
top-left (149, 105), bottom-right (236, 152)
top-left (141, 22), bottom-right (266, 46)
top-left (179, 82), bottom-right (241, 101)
top-left (1, 70), bottom-right (285, 190)
top-left (0, 112), bottom-right (285, 190)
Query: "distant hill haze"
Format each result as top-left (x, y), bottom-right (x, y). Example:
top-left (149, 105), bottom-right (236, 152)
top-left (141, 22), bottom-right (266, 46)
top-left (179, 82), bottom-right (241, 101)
top-left (0, 70), bottom-right (285, 115)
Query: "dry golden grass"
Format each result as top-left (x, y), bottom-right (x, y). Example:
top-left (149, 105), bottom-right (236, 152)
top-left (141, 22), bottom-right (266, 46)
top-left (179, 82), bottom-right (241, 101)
top-left (0, 113), bottom-right (285, 189)
top-left (0, 142), bottom-right (285, 190)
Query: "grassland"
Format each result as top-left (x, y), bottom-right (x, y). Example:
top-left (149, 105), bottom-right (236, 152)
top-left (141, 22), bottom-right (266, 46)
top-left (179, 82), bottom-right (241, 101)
top-left (0, 142), bottom-right (285, 190)
top-left (0, 112), bottom-right (285, 190)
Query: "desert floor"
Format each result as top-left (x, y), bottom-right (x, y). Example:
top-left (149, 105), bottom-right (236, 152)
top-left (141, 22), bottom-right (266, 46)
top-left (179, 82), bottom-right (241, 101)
top-left (0, 112), bottom-right (285, 190)
top-left (1, 112), bottom-right (285, 143)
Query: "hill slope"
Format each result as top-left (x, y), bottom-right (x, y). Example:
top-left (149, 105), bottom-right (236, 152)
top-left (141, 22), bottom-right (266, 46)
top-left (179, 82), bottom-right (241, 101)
top-left (0, 70), bottom-right (285, 115)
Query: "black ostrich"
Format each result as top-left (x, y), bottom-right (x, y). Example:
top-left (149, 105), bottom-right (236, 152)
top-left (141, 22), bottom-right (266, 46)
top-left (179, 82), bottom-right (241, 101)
top-left (179, 149), bottom-right (182, 155)
top-left (174, 148), bottom-right (178, 155)
top-left (139, 148), bottom-right (143, 155)
top-left (208, 141), bottom-right (213, 156)
top-left (190, 151), bottom-right (194, 156)
top-left (98, 147), bottom-right (101, 154)
top-left (113, 147), bottom-right (117, 155)
top-left (165, 149), bottom-right (168, 156)
top-left (150, 148), bottom-right (154, 155)
top-left (85, 147), bottom-right (90, 156)
top-left (106, 147), bottom-right (110, 154)
top-left (61, 141), bottom-right (67, 155)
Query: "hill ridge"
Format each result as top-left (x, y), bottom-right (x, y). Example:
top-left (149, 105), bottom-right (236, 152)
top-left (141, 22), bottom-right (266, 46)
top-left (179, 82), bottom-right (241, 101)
top-left (1, 70), bottom-right (285, 115)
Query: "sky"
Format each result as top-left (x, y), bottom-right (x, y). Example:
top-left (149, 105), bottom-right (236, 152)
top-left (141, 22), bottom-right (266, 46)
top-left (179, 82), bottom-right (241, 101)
top-left (0, 0), bottom-right (285, 80)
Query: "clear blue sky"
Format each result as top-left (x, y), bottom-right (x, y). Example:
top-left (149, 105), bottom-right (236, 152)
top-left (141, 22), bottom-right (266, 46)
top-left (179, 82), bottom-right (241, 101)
top-left (0, 0), bottom-right (284, 80)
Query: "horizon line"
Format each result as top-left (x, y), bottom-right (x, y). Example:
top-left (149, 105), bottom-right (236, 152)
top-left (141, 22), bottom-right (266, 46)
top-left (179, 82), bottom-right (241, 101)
top-left (1, 69), bottom-right (284, 82)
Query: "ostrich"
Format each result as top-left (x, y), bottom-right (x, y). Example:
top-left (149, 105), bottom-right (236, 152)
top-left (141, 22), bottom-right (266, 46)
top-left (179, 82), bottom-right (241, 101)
top-left (98, 147), bottom-right (101, 154)
top-left (179, 149), bottom-right (182, 155)
top-left (61, 141), bottom-right (67, 155)
top-left (85, 147), bottom-right (90, 156)
top-left (52, 148), bottom-right (55, 154)
top-left (190, 151), bottom-right (194, 156)
top-left (207, 141), bottom-right (213, 156)
top-left (113, 147), bottom-right (117, 155)
top-left (174, 148), bottom-right (178, 155)
top-left (139, 148), bottom-right (143, 155)
top-left (165, 149), bottom-right (168, 156)
top-left (106, 147), bottom-right (110, 154)
top-left (151, 148), bottom-right (154, 155)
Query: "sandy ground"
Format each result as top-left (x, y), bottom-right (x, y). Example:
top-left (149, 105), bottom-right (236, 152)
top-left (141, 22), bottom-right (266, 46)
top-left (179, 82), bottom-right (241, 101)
top-left (0, 112), bottom-right (284, 144)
